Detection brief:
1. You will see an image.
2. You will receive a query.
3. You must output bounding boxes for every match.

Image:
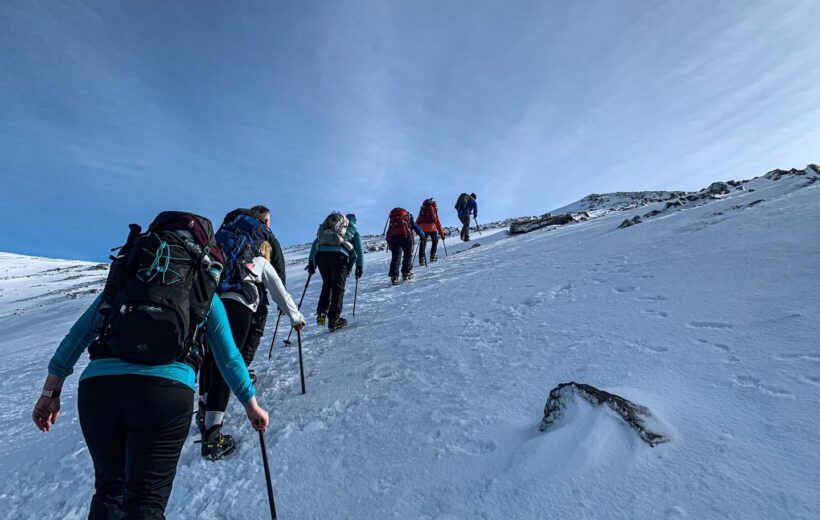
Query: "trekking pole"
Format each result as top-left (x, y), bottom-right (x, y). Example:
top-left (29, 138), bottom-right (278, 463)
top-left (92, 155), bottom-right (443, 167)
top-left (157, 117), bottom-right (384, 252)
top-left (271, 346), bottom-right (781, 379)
top-left (442, 236), bottom-right (448, 257)
top-left (283, 273), bottom-right (312, 346)
top-left (266, 311), bottom-right (283, 360)
top-left (474, 216), bottom-right (482, 236)
top-left (297, 329), bottom-right (306, 395)
top-left (258, 429), bottom-right (278, 519)
top-left (353, 276), bottom-right (359, 317)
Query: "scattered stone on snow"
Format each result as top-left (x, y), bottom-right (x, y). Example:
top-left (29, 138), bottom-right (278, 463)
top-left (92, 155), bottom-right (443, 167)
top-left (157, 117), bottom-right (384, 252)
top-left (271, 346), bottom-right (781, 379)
top-left (539, 382), bottom-right (670, 447)
top-left (509, 213), bottom-right (576, 235)
top-left (617, 215), bottom-right (642, 229)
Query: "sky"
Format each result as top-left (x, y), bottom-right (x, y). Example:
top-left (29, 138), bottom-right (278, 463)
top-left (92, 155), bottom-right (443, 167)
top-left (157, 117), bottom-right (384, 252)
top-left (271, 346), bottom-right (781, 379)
top-left (1, 0), bottom-right (818, 261)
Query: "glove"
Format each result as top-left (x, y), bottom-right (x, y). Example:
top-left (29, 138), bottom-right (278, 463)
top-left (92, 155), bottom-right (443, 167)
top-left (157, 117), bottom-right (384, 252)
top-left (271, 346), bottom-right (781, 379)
top-left (355, 266), bottom-right (363, 279)
top-left (306, 263), bottom-right (316, 275)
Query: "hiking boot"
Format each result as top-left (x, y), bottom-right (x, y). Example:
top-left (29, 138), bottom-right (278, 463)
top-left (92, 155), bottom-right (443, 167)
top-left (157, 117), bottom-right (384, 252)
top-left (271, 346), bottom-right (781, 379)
top-left (317, 311), bottom-right (327, 327)
top-left (248, 367), bottom-right (258, 387)
top-left (430, 255), bottom-right (438, 262)
top-left (390, 277), bottom-right (399, 286)
top-left (199, 425), bottom-right (237, 461)
top-left (402, 271), bottom-right (413, 281)
top-left (329, 317), bottom-right (348, 332)
top-left (419, 258), bottom-right (426, 267)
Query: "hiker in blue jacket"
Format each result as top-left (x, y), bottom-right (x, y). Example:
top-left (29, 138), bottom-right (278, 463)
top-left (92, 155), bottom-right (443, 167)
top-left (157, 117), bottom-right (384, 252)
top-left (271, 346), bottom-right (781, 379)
top-left (457, 193), bottom-right (478, 241)
top-left (32, 290), bottom-right (268, 518)
top-left (307, 213), bottom-right (364, 331)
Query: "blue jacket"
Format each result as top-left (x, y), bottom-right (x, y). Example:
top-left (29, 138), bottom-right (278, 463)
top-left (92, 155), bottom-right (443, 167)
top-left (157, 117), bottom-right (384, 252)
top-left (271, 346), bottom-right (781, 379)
top-left (308, 215), bottom-right (364, 268)
top-left (409, 216), bottom-right (426, 239)
top-left (458, 198), bottom-right (478, 218)
top-left (48, 294), bottom-right (256, 405)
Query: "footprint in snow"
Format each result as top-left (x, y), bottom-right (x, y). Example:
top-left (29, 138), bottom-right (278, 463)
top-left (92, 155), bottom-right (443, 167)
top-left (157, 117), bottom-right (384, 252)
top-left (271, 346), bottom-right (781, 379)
top-left (641, 309), bottom-right (668, 318)
top-left (731, 374), bottom-right (793, 398)
top-left (612, 285), bottom-right (637, 294)
top-left (775, 353), bottom-right (820, 362)
top-left (688, 321), bottom-right (734, 330)
top-left (635, 295), bottom-right (669, 301)
top-left (800, 375), bottom-right (820, 387)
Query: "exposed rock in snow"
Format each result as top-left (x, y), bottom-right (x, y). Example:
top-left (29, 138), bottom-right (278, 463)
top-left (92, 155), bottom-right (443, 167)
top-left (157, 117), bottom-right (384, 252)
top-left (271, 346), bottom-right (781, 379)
top-left (707, 182), bottom-right (730, 196)
top-left (509, 213), bottom-right (575, 235)
top-left (539, 382), bottom-right (670, 447)
top-left (618, 215), bottom-right (642, 229)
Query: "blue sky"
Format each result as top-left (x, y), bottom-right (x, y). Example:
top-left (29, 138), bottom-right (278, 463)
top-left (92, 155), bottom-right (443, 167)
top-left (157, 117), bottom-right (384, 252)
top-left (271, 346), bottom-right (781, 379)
top-left (1, 0), bottom-right (818, 261)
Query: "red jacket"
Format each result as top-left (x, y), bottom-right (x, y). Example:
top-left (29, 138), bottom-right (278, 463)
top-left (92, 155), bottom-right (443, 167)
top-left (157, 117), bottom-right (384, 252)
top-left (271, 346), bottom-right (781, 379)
top-left (416, 201), bottom-right (444, 237)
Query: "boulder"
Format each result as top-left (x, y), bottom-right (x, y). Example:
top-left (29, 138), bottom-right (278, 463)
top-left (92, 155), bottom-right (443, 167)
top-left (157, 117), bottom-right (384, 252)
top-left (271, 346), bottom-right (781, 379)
top-left (509, 213), bottom-right (575, 235)
top-left (665, 200), bottom-right (683, 209)
top-left (617, 215), bottom-right (642, 229)
top-left (539, 382), bottom-right (669, 447)
top-left (706, 182), bottom-right (730, 196)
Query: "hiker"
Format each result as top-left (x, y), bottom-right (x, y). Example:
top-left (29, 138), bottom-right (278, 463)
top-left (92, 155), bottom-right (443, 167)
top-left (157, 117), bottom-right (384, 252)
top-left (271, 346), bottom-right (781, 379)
top-left (307, 212), bottom-right (364, 331)
top-left (31, 212), bottom-right (269, 519)
top-left (198, 207), bottom-right (306, 460)
top-left (455, 192), bottom-right (478, 241)
top-left (240, 205), bottom-right (286, 384)
top-left (416, 197), bottom-right (446, 265)
top-left (386, 207), bottom-right (426, 285)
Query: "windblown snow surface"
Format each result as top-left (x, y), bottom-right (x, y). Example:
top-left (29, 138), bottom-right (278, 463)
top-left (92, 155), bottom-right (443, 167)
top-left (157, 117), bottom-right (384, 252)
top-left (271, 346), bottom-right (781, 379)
top-left (0, 171), bottom-right (818, 519)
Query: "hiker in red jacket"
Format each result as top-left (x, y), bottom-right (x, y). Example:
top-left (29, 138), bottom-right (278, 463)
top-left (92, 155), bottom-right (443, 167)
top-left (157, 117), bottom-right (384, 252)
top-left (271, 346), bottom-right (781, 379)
top-left (416, 198), bottom-right (446, 265)
top-left (386, 207), bottom-right (426, 285)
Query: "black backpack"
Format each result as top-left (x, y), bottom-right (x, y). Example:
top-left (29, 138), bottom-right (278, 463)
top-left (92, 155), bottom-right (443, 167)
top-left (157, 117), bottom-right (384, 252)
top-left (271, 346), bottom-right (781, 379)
top-left (92, 211), bottom-right (224, 366)
top-left (455, 193), bottom-right (470, 211)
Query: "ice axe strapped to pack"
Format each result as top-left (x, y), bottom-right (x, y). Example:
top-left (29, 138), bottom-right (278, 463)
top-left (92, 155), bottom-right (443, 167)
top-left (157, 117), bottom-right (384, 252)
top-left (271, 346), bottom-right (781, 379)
top-left (93, 211), bottom-right (223, 367)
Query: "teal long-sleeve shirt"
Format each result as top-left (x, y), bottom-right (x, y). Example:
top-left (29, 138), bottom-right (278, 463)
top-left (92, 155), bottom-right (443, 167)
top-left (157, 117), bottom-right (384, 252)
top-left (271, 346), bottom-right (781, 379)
top-left (48, 294), bottom-right (256, 405)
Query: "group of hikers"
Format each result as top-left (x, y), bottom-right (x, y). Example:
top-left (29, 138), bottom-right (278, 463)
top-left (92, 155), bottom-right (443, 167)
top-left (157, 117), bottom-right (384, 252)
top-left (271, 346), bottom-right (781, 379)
top-left (30, 193), bottom-right (478, 518)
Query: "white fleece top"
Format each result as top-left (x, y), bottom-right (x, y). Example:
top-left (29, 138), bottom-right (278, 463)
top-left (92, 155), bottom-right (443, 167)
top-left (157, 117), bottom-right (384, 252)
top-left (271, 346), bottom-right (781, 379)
top-left (221, 256), bottom-right (304, 326)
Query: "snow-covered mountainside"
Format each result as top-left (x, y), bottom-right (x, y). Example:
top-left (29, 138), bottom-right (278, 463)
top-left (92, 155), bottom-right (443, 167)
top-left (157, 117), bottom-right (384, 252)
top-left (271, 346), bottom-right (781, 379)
top-left (1, 166), bottom-right (818, 519)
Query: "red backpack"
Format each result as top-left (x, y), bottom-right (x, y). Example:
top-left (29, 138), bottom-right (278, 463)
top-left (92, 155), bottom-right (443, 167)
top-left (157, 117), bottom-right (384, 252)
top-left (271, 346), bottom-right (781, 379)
top-left (386, 208), bottom-right (412, 240)
top-left (418, 198), bottom-right (437, 224)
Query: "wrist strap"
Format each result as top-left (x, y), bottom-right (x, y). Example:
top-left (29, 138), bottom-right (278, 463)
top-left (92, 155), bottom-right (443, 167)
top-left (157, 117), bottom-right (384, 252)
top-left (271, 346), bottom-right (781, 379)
top-left (41, 389), bottom-right (61, 399)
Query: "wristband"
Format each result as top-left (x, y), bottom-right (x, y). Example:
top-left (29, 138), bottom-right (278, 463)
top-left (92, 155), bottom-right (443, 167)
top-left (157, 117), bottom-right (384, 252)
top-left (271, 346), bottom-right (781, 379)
top-left (41, 389), bottom-right (61, 399)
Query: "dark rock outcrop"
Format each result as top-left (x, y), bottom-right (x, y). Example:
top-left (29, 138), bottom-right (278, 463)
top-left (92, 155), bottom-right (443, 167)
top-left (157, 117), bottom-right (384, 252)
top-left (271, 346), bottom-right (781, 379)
top-left (617, 215), bottom-right (642, 229)
top-left (539, 382), bottom-right (669, 447)
top-left (706, 182), bottom-right (730, 196)
top-left (509, 213), bottom-right (575, 235)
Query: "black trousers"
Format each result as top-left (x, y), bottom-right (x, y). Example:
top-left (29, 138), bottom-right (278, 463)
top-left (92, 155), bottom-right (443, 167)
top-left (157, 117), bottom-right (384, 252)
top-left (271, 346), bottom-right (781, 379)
top-left (459, 214), bottom-right (471, 240)
top-left (388, 235), bottom-right (414, 278)
top-left (204, 298), bottom-right (253, 414)
top-left (78, 375), bottom-right (194, 520)
top-left (316, 251), bottom-right (349, 323)
top-left (418, 231), bottom-right (439, 264)
top-left (242, 294), bottom-right (268, 366)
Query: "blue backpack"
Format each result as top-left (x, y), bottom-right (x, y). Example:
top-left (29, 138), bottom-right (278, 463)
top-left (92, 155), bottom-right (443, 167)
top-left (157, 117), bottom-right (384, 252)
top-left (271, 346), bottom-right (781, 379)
top-left (215, 209), bottom-right (272, 293)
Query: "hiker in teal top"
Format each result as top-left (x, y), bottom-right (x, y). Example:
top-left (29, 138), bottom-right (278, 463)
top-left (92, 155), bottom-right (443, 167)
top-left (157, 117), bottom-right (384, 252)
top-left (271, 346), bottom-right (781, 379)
top-left (33, 293), bottom-right (269, 517)
top-left (308, 212), bottom-right (364, 270)
top-left (307, 212), bottom-right (364, 331)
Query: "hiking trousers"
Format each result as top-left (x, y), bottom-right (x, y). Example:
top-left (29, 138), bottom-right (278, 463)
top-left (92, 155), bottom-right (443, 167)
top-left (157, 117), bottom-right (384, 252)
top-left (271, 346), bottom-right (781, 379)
top-left (418, 231), bottom-right (440, 264)
top-left (388, 235), bottom-right (414, 278)
top-left (242, 293), bottom-right (268, 366)
top-left (316, 251), bottom-right (350, 323)
top-left (459, 214), bottom-right (471, 240)
top-left (203, 298), bottom-right (253, 414)
top-left (78, 375), bottom-right (193, 520)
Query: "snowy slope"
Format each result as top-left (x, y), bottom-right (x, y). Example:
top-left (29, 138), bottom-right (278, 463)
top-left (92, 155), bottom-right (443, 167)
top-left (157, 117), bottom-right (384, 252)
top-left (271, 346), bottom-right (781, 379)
top-left (1, 169), bottom-right (818, 519)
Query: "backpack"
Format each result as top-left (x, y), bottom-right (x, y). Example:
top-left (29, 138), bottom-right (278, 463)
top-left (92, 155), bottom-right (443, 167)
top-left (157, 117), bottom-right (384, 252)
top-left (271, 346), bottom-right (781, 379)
top-left (93, 211), bottom-right (223, 366)
top-left (215, 209), bottom-right (273, 294)
top-left (418, 198), bottom-right (437, 224)
top-left (386, 208), bottom-right (412, 240)
top-left (455, 193), bottom-right (470, 212)
top-left (317, 212), bottom-right (353, 251)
